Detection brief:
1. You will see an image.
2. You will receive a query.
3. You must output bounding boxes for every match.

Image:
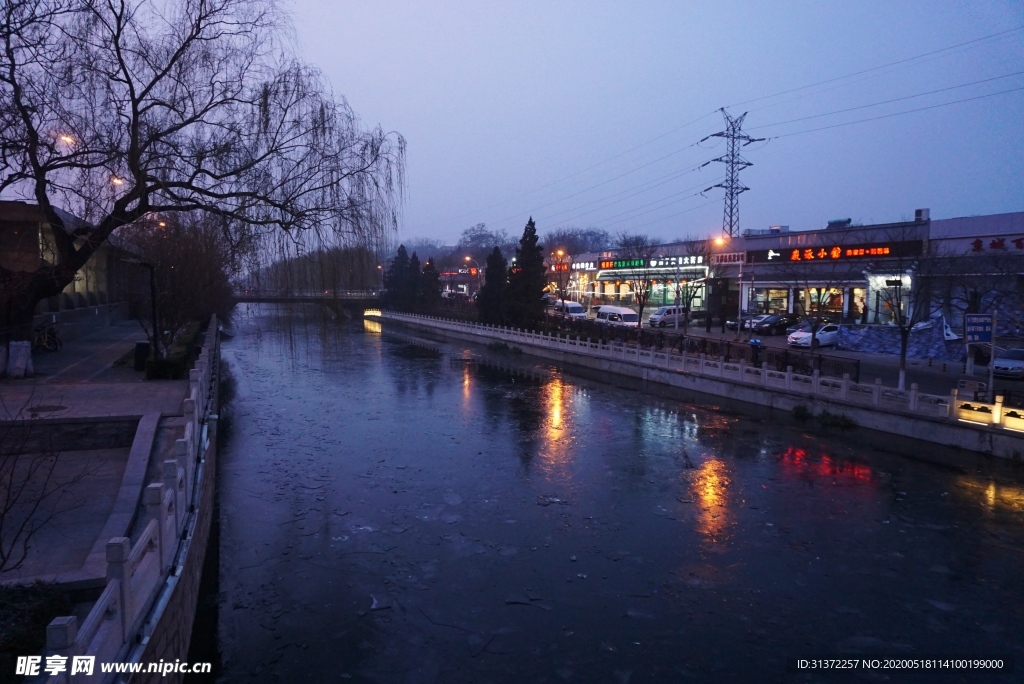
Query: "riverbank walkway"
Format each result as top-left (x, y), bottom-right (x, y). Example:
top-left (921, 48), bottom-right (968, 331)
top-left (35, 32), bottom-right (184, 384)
top-left (0, 322), bottom-right (189, 586)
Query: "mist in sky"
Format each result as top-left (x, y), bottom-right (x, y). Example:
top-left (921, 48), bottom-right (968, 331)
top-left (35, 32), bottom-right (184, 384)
top-left (286, 1), bottom-right (1024, 244)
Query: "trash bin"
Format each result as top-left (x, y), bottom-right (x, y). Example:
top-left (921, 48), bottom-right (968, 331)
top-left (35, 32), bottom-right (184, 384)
top-left (749, 338), bottom-right (763, 366)
top-left (134, 342), bottom-right (151, 371)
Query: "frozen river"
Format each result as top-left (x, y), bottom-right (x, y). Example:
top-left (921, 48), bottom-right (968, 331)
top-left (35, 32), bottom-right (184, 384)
top-left (209, 306), bottom-right (1024, 683)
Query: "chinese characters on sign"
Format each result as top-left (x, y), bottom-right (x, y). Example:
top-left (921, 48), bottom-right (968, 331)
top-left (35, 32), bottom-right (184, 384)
top-left (710, 252), bottom-right (744, 265)
top-left (964, 314), bottom-right (993, 344)
top-left (746, 240), bottom-right (922, 264)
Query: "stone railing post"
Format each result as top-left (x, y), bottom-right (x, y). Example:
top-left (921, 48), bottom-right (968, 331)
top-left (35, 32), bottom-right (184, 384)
top-left (840, 373), bottom-right (850, 400)
top-left (993, 395), bottom-right (1003, 425)
top-left (948, 388), bottom-right (958, 418)
top-left (872, 378), bottom-right (882, 406)
top-left (812, 369), bottom-right (820, 394)
top-left (164, 460), bottom-right (182, 531)
top-left (786, 365), bottom-right (793, 389)
top-left (106, 538), bottom-right (132, 638)
top-left (46, 615), bottom-right (81, 662)
top-left (208, 413), bottom-right (219, 444)
top-left (909, 383), bottom-right (919, 411)
top-left (143, 483), bottom-right (165, 568)
top-left (762, 361), bottom-right (769, 386)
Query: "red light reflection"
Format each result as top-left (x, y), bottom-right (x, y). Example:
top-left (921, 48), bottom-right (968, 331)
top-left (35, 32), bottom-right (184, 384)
top-left (777, 447), bottom-right (873, 484)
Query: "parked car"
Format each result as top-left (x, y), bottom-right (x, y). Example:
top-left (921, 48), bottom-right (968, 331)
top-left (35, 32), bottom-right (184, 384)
top-left (993, 348), bottom-right (1024, 379)
top-left (552, 300), bottom-right (587, 320)
top-left (788, 323), bottom-right (841, 348)
top-left (648, 305), bottom-right (689, 328)
top-left (595, 305), bottom-right (640, 328)
top-left (911, 315), bottom-right (962, 341)
top-left (751, 313), bottom-right (802, 336)
top-left (726, 314), bottom-right (771, 331)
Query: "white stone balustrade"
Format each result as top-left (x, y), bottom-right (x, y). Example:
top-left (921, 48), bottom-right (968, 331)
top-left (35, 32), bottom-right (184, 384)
top-left (374, 311), bottom-right (1023, 434)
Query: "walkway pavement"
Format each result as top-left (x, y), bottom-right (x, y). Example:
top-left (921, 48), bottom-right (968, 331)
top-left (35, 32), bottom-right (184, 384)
top-left (0, 321), bottom-right (188, 586)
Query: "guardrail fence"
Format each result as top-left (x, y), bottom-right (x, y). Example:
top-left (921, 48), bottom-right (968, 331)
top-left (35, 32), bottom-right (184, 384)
top-left (371, 311), bottom-right (1022, 435)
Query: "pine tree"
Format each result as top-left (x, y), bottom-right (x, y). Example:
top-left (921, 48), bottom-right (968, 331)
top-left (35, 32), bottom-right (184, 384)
top-left (383, 245), bottom-right (410, 310)
top-left (420, 258), bottom-right (442, 311)
top-left (405, 253), bottom-right (423, 312)
top-left (503, 218), bottom-right (546, 328)
top-left (477, 247), bottom-right (508, 324)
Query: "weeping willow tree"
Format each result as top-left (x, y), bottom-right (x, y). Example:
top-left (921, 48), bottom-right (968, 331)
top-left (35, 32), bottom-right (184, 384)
top-left (0, 0), bottom-right (404, 357)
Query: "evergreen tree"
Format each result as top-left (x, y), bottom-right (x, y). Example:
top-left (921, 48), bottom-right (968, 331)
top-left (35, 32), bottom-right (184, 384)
top-left (382, 245), bottom-right (410, 310)
top-left (420, 257), bottom-right (442, 311)
top-left (477, 247), bottom-right (508, 324)
top-left (405, 253), bottom-right (423, 312)
top-left (503, 218), bottom-right (546, 328)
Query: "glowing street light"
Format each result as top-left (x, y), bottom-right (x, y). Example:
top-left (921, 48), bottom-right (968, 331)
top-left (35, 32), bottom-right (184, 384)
top-left (58, 135), bottom-right (76, 145)
top-left (110, 176), bottom-right (125, 186)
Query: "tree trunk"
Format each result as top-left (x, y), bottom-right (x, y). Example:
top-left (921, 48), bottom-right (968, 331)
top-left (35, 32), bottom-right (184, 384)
top-left (2, 266), bottom-right (75, 345)
top-left (898, 328), bottom-right (910, 390)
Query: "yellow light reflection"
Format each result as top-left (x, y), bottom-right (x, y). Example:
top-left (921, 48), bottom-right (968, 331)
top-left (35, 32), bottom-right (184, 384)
top-left (362, 319), bottom-right (382, 335)
top-left (690, 457), bottom-right (732, 541)
top-left (953, 476), bottom-right (1024, 514)
top-left (462, 363), bottom-right (472, 404)
top-left (538, 376), bottom-right (575, 483)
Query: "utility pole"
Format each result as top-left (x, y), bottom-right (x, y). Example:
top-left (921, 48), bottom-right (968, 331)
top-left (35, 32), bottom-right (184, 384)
top-left (704, 108), bottom-right (764, 238)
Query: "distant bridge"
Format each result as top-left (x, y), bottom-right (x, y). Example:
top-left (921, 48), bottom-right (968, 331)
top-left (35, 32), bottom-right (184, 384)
top-left (234, 290), bottom-right (381, 316)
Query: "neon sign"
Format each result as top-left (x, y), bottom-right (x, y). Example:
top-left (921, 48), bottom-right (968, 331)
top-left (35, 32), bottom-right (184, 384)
top-left (747, 240), bottom-right (921, 264)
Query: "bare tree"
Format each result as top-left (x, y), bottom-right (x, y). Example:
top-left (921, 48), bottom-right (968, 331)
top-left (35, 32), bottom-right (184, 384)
top-left (868, 227), bottom-right (937, 389)
top-left (0, 397), bottom-right (94, 574)
top-left (119, 213), bottom-right (236, 354)
top-left (681, 236), bottom-right (724, 330)
top-left (614, 233), bottom-right (661, 324)
top-left (0, 0), bottom-right (404, 353)
top-left (771, 227), bottom-right (862, 349)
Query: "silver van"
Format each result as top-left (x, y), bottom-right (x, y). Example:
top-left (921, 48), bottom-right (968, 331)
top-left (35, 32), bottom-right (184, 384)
top-left (595, 305), bottom-right (640, 328)
top-left (553, 300), bottom-right (587, 319)
top-left (648, 306), bottom-right (688, 328)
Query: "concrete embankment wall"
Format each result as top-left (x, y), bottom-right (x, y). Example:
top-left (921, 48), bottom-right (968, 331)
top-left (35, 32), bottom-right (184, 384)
top-left (382, 313), bottom-right (1024, 461)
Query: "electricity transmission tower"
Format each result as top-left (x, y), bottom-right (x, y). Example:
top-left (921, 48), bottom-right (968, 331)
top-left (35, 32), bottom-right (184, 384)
top-left (705, 108), bottom-right (764, 238)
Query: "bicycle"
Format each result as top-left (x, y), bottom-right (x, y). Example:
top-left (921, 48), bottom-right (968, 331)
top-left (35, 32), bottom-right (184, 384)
top-left (32, 324), bottom-right (62, 352)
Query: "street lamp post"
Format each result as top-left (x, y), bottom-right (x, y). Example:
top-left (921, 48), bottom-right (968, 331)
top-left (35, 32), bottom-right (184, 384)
top-left (122, 258), bottom-right (159, 360)
top-left (464, 256), bottom-right (481, 297)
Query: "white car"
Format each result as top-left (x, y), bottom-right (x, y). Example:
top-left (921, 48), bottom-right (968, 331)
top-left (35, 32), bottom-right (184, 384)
top-left (743, 314), bottom-right (772, 330)
top-left (788, 323), bottom-right (840, 348)
top-left (993, 348), bottom-right (1024, 379)
top-left (911, 316), bottom-right (962, 341)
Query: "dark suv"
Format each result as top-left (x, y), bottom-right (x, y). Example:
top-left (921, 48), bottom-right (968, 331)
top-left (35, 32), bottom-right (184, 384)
top-left (751, 313), bottom-right (801, 336)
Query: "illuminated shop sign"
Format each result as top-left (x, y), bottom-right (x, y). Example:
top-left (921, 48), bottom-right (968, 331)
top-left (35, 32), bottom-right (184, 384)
top-left (572, 261), bottom-right (597, 270)
top-left (710, 252), bottom-right (744, 265)
top-left (599, 258), bottom-right (645, 269)
top-left (649, 255), bottom-right (703, 267)
top-left (746, 240), bottom-right (922, 264)
top-left (598, 256), bottom-right (704, 270)
top-left (549, 263), bottom-right (569, 272)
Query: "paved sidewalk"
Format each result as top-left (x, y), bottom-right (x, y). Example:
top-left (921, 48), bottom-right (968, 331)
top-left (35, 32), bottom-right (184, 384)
top-left (1, 321), bottom-right (186, 419)
top-left (1, 321), bottom-right (189, 586)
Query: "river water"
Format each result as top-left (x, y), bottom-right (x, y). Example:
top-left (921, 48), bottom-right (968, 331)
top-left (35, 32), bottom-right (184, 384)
top-left (213, 305), bottom-right (1024, 683)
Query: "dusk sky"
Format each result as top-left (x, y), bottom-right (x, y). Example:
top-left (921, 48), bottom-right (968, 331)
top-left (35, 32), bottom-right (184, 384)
top-left (287, 1), bottom-right (1023, 245)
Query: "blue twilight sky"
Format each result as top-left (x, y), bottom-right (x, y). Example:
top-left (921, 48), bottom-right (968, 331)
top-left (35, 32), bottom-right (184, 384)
top-left (285, 1), bottom-right (1024, 245)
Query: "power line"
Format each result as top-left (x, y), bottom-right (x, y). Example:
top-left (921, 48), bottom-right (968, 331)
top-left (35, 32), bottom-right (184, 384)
top-left (766, 85), bottom-right (1024, 139)
top-left (535, 160), bottom-right (717, 225)
top-left (430, 110), bottom-right (719, 228)
top-left (558, 175), bottom-right (725, 228)
top-left (748, 71), bottom-right (1024, 130)
top-left (489, 143), bottom-right (716, 227)
top-left (727, 24), bottom-right (1024, 109)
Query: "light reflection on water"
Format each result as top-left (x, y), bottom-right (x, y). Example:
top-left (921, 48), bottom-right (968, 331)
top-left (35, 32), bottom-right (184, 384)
top-left (212, 307), bottom-right (1024, 683)
top-left (691, 457), bottom-right (732, 542)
